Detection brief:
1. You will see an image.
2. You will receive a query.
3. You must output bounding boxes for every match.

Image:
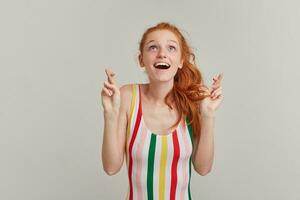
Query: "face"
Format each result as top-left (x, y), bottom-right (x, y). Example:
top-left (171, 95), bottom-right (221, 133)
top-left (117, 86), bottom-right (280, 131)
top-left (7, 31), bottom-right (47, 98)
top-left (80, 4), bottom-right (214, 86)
top-left (139, 30), bottom-right (183, 83)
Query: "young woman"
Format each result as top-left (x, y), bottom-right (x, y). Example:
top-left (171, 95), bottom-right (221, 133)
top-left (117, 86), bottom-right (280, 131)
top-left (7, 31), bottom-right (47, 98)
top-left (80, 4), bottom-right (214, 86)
top-left (101, 22), bottom-right (224, 200)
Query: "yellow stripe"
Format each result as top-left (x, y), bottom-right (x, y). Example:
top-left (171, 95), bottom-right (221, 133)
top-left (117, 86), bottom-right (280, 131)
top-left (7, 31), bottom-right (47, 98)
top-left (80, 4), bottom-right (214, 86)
top-left (125, 187), bottom-right (129, 200)
top-left (126, 84), bottom-right (136, 163)
top-left (159, 135), bottom-right (168, 200)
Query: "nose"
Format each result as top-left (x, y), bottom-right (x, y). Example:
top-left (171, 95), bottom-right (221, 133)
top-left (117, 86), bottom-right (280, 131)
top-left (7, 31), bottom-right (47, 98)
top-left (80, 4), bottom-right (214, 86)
top-left (157, 48), bottom-right (167, 58)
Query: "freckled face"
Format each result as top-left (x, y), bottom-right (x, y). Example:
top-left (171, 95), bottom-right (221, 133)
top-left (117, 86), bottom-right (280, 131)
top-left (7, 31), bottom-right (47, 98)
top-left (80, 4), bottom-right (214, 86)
top-left (139, 30), bottom-right (183, 82)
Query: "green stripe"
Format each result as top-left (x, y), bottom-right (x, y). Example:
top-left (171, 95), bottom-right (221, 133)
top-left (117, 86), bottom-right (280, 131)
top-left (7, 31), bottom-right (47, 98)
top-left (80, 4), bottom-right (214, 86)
top-left (186, 117), bottom-right (193, 199)
top-left (147, 134), bottom-right (157, 200)
top-left (186, 117), bottom-right (194, 145)
top-left (188, 156), bottom-right (192, 200)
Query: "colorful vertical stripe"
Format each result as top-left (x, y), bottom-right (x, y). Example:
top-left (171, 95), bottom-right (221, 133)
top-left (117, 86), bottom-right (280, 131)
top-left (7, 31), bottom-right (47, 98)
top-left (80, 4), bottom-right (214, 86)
top-left (158, 136), bottom-right (168, 200)
top-left (126, 84), bottom-right (194, 200)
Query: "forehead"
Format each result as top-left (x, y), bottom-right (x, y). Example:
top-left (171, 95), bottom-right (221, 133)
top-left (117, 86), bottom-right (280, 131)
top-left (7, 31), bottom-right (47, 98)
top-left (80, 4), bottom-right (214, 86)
top-left (145, 30), bottom-right (180, 44)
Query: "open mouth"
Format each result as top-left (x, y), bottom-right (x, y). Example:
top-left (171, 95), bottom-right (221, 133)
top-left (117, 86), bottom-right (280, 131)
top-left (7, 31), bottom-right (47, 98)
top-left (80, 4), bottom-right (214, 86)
top-left (154, 62), bottom-right (171, 69)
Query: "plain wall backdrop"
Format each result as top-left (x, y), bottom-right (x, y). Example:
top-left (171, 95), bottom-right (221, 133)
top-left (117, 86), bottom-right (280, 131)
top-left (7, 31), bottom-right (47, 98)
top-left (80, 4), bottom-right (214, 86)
top-left (0, 0), bottom-right (299, 199)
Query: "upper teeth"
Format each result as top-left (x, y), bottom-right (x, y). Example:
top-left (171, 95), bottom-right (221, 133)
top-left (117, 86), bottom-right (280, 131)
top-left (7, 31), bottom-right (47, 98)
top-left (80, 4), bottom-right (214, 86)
top-left (154, 62), bottom-right (170, 67)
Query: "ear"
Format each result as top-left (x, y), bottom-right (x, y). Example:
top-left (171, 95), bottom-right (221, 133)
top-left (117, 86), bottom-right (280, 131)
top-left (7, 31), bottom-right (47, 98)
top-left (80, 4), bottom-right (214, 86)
top-left (179, 59), bottom-right (184, 69)
top-left (138, 54), bottom-right (144, 67)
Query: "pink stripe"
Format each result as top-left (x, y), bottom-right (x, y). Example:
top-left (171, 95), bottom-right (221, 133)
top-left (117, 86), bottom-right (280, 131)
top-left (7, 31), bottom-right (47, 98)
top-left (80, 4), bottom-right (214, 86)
top-left (180, 120), bottom-right (192, 200)
top-left (134, 122), bottom-right (148, 200)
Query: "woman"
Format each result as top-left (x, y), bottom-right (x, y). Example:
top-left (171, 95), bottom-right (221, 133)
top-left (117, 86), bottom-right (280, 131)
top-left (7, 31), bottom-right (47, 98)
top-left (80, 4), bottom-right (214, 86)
top-left (101, 22), bottom-right (224, 200)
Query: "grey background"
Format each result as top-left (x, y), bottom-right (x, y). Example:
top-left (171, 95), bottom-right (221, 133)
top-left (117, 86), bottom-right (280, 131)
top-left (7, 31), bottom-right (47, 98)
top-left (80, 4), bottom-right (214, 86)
top-left (0, 0), bottom-right (299, 199)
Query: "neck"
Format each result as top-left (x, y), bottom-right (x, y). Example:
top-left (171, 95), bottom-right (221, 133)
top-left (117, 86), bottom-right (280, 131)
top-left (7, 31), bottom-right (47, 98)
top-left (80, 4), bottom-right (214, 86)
top-left (144, 81), bottom-right (174, 107)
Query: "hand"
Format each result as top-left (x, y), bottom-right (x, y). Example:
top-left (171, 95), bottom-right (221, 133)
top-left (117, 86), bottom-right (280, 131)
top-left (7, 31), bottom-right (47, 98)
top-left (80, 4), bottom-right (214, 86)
top-left (199, 73), bottom-right (224, 117)
top-left (101, 68), bottom-right (121, 113)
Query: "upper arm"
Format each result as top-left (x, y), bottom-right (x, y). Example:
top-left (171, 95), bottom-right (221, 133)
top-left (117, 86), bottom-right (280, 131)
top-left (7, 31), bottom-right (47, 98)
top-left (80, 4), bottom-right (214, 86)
top-left (191, 134), bottom-right (199, 168)
top-left (116, 84), bottom-right (133, 161)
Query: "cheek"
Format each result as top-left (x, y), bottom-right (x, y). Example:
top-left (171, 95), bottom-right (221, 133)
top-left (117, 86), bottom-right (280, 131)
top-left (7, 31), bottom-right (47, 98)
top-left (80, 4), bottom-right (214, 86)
top-left (171, 55), bottom-right (182, 66)
top-left (142, 53), bottom-right (156, 64)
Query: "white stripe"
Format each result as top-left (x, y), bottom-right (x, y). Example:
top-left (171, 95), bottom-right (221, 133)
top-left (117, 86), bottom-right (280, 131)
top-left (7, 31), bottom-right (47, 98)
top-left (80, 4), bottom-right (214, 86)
top-left (164, 134), bottom-right (174, 200)
top-left (153, 135), bottom-right (161, 200)
top-left (141, 130), bottom-right (152, 199)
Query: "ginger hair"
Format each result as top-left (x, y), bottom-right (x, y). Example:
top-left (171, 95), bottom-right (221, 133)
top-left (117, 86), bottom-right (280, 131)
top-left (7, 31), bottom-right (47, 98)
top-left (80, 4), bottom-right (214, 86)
top-left (138, 22), bottom-right (211, 137)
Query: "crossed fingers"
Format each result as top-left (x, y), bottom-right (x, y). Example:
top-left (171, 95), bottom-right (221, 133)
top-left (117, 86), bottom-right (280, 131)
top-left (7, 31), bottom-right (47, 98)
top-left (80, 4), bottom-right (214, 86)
top-left (102, 68), bottom-right (117, 96)
top-left (210, 73), bottom-right (223, 99)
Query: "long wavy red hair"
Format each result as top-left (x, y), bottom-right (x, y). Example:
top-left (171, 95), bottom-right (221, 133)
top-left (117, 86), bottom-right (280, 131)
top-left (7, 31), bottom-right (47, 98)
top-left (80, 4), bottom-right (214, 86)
top-left (138, 22), bottom-right (211, 138)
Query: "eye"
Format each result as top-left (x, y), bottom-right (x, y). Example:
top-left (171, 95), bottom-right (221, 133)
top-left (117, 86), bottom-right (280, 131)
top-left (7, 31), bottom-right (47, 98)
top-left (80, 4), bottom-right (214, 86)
top-left (168, 45), bottom-right (176, 51)
top-left (148, 45), bottom-right (158, 51)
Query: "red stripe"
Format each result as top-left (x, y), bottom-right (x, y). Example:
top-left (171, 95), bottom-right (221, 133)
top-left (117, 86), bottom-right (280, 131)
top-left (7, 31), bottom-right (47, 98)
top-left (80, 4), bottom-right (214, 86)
top-left (128, 85), bottom-right (142, 200)
top-left (170, 130), bottom-right (180, 199)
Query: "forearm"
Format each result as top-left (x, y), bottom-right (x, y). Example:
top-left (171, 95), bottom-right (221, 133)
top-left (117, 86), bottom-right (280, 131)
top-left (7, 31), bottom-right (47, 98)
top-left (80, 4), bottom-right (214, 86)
top-left (193, 114), bottom-right (215, 175)
top-left (102, 110), bottom-right (123, 173)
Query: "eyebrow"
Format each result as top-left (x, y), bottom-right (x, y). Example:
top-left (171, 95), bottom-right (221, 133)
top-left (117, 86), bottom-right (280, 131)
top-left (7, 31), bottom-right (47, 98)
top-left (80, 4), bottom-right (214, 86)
top-left (145, 39), bottom-right (178, 45)
top-left (168, 40), bottom-right (178, 45)
top-left (146, 40), bottom-right (155, 45)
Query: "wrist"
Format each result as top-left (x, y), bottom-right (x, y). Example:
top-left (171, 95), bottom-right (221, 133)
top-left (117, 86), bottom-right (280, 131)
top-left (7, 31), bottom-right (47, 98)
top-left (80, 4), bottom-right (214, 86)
top-left (104, 109), bottom-right (119, 118)
top-left (200, 111), bottom-right (215, 118)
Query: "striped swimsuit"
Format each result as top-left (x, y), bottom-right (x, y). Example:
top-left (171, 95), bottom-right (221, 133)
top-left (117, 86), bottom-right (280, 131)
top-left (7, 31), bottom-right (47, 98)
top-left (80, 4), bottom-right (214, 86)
top-left (125, 84), bottom-right (194, 200)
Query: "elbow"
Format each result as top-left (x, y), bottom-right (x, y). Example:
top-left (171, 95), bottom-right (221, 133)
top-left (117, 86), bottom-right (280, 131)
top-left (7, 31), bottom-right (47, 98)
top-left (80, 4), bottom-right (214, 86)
top-left (102, 159), bottom-right (123, 176)
top-left (101, 151), bottom-right (124, 176)
top-left (103, 167), bottom-right (121, 176)
top-left (192, 158), bottom-right (214, 176)
top-left (194, 167), bottom-right (212, 176)
top-left (199, 170), bottom-right (211, 176)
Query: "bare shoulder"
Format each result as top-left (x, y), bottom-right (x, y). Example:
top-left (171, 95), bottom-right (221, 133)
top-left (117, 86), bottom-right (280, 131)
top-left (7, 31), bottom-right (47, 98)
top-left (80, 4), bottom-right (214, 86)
top-left (120, 84), bottom-right (133, 94)
top-left (120, 84), bottom-right (133, 101)
top-left (119, 84), bottom-right (134, 116)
